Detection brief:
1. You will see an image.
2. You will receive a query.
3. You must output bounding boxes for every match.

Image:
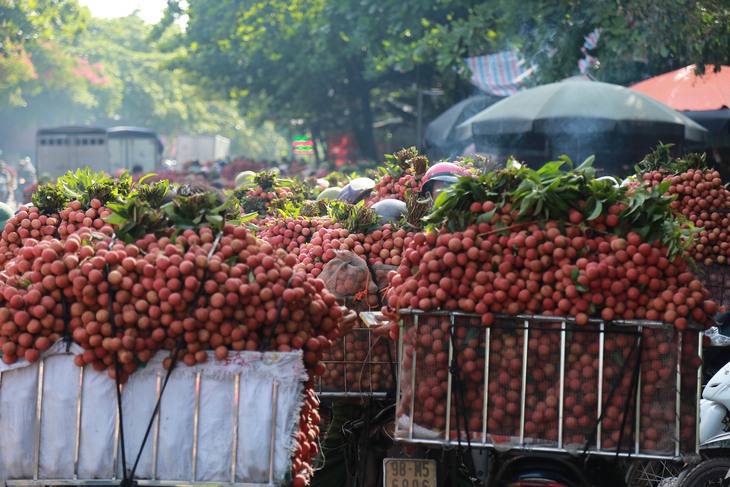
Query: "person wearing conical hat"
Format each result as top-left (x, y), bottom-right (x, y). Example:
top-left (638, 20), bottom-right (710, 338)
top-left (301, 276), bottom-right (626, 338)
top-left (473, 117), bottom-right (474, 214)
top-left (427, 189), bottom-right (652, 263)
top-left (235, 170), bottom-right (256, 189)
top-left (0, 202), bottom-right (14, 229)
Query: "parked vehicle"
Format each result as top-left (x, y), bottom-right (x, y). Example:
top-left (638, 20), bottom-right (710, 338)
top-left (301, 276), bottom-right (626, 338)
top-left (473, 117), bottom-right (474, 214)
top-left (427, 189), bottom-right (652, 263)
top-left (326, 311), bottom-right (703, 487)
top-left (36, 125), bottom-right (163, 179)
top-left (107, 126), bottom-right (163, 175)
top-left (36, 126), bottom-right (110, 178)
top-left (175, 134), bottom-right (230, 165)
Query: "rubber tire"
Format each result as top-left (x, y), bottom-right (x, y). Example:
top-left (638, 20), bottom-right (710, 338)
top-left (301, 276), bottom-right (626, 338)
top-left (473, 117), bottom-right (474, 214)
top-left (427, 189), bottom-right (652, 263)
top-left (678, 457), bottom-right (730, 487)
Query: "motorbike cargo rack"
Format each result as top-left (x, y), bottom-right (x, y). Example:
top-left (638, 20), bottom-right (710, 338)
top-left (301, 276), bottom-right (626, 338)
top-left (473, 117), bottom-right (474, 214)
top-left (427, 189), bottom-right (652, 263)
top-left (394, 310), bottom-right (703, 461)
top-left (315, 323), bottom-right (397, 399)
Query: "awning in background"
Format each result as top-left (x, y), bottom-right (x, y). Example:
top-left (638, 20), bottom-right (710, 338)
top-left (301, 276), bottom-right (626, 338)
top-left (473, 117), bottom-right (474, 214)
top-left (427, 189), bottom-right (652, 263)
top-left (630, 65), bottom-right (730, 111)
top-left (464, 50), bottom-right (535, 97)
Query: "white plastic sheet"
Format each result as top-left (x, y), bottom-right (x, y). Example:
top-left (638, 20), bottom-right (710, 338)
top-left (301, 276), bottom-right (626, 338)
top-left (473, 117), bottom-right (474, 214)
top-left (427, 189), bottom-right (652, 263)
top-left (0, 341), bottom-right (307, 484)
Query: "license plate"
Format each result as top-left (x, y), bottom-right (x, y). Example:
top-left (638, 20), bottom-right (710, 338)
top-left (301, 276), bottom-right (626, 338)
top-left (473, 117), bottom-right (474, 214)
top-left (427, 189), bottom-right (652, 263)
top-left (383, 458), bottom-right (437, 487)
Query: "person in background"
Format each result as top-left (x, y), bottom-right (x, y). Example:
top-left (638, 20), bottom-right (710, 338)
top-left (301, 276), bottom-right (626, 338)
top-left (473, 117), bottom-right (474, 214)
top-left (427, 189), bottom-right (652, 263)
top-left (0, 202), bottom-right (13, 229)
top-left (0, 161), bottom-right (13, 204)
top-left (15, 157), bottom-right (36, 205)
top-left (421, 161), bottom-right (468, 202)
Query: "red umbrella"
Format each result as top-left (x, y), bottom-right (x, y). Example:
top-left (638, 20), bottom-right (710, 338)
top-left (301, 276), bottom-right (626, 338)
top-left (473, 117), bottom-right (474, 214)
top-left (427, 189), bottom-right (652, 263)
top-left (630, 65), bottom-right (730, 111)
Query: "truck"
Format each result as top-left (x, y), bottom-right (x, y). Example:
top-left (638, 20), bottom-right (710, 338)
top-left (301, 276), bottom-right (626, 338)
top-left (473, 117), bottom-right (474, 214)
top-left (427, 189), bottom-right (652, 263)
top-left (107, 126), bottom-right (163, 175)
top-left (36, 126), bottom-right (110, 177)
top-left (175, 134), bottom-right (231, 164)
top-left (36, 126), bottom-right (164, 179)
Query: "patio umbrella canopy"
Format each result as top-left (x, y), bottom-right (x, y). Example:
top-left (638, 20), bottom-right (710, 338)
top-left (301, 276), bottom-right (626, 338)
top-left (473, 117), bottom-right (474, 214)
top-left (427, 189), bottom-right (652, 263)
top-left (630, 65), bottom-right (730, 144)
top-left (425, 94), bottom-right (501, 147)
top-left (630, 65), bottom-right (730, 111)
top-left (424, 94), bottom-right (501, 160)
top-left (457, 79), bottom-right (708, 176)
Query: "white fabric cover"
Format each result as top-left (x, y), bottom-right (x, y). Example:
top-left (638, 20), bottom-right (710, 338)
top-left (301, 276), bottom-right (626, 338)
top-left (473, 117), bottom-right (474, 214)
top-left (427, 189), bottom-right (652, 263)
top-left (0, 341), bottom-right (307, 484)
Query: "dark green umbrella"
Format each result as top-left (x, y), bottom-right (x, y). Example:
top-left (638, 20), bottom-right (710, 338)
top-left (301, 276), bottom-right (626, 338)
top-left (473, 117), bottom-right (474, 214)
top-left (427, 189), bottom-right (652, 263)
top-left (456, 79), bottom-right (708, 175)
top-left (424, 94), bottom-right (501, 148)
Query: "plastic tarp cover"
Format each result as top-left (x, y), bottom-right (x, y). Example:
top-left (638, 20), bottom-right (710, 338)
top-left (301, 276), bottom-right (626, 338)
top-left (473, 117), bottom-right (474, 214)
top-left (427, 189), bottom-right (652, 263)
top-left (0, 341), bottom-right (307, 484)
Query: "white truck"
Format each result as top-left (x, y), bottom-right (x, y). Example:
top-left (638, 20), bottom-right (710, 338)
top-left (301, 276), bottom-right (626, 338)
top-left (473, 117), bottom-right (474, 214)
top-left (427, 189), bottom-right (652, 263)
top-left (36, 126), bottom-right (164, 178)
top-left (175, 134), bottom-right (231, 164)
top-left (107, 126), bottom-right (163, 175)
top-left (36, 126), bottom-right (111, 177)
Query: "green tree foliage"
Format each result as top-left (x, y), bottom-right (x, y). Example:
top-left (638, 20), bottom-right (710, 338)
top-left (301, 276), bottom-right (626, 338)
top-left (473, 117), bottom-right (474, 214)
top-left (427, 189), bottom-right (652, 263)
top-left (74, 15), bottom-right (288, 158)
top-left (0, 0), bottom-right (98, 109)
top-left (166, 0), bottom-right (729, 164)
top-left (375, 0), bottom-right (730, 85)
top-left (173, 0), bottom-right (453, 161)
top-left (0, 3), bottom-right (288, 160)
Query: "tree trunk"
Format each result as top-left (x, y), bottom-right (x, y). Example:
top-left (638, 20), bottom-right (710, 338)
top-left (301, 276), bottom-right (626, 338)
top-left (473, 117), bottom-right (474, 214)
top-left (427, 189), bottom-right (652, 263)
top-left (310, 125), bottom-right (322, 166)
top-left (343, 55), bottom-right (378, 161)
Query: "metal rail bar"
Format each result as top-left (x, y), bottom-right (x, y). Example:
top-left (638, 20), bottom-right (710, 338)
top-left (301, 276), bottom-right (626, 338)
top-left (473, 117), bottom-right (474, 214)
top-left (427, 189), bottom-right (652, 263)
top-left (395, 323), bottom-right (404, 440)
top-left (675, 332), bottom-right (682, 458)
top-left (112, 383), bottom-right (120, 481)
top-left (231, 373), bottom-right (240, 483)
top-left (597, 322), bottom-right (604, 451)
top-left (408, 315), bottom-right (418, 440)
top-left (268, 381), bottom-right (278, 485)
top-left (558, 322), bottom-right (566, 448)
top-left (73, 366), bottom-right (84, 480)
top-left (444, 313), bottom-right (454, 442)
top-left (33, 359), bottom-right (45, 480)
top-left (192, 372), bottom-right (201, 481)
top-left (399, 310), bottom-right (683, 329)
top-left (4, 481), bottom-right (282, 487)
top-left (696, 332), bottom-right (704, 455)
top-left (519, 320), bottom-right (528, 443)
top-left (635, 349), bottom-right (642, 455)
top-left (153, 373), bottom-right (162, 480)
top-left (382, 435), bottom-right (699, 461)
top-left (482, 327), bottom-right (490, 444)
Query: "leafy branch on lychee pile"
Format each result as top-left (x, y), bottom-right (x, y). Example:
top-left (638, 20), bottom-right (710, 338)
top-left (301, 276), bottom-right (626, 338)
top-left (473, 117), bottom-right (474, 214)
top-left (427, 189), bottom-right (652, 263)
top-left (325, 171), bottom-right (349, 187)
top-left (277, 201), bottom-right (302, 219)
top-left (404, 189), bottom-right (431, 232)
top-left (254, 170), bottom-right (278, 191)
top-left (59, 169), bottom-right (133, 208)
top-left (622, 181), bottom-right (692, 258)
top-left (424, 155), bottom-right (690, 259)
top-left (31, 169), bottom-right (134, 215)
top-left (392, 146), bottom-right (418, 168)
top-left (31, 183), bottom-right (71, 215)
top-left (409, 155), bottom-right (429, 176)
top-left (328, 200), bottom-right (380, 234)
top-left (235, 192), bottom-right (269, 216)
top-left (422, 160), bottom-right (516, 232)
top-left (635, 143), bottom-right (709, 175)
top-left (376, 147), bottom-right (423, 179)
top-left (162, 191), bottom-right (234, 235)
top-left (288, 177), bottom-right (315, 203)
top-left (299, 199), bottom-right (329, 218)
top-left (104, 177), bottom-right (173, 243)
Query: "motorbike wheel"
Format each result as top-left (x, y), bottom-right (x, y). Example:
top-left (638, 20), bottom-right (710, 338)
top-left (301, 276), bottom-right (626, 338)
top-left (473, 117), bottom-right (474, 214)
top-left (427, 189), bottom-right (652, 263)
top-left (625, 460), bottom-right (684, 487)
top-left (677, 457), bottom-right (730, 487)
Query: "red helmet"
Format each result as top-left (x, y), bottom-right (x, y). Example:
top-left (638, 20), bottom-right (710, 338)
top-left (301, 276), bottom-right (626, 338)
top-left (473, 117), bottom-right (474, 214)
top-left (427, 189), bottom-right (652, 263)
top-left (422, 162), bottom-right (467, 194)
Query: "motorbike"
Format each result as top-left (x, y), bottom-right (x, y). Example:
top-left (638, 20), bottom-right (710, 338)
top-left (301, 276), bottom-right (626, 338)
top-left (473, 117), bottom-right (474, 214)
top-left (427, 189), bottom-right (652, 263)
top-left (675, 358), bottom-right (730, 486)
